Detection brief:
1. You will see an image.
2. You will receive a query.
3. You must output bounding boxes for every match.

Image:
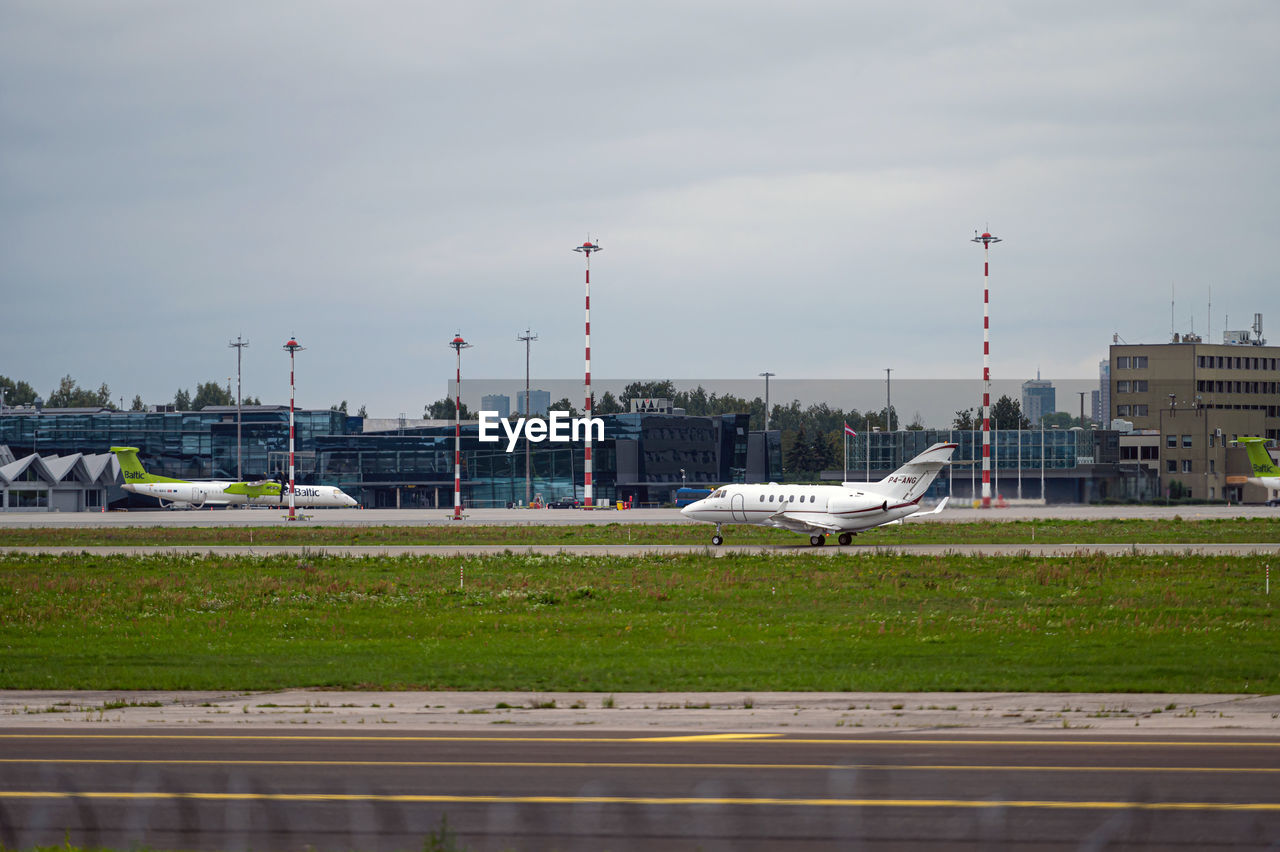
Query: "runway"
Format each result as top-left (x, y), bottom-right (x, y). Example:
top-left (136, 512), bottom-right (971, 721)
top-left (4, 542), bottom-right (1280, 557)
top-left (2, 728), bottom-right (1277, 850)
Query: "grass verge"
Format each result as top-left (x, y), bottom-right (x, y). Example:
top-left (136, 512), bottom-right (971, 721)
top-left (1, 551), bottom-right (1275, 693)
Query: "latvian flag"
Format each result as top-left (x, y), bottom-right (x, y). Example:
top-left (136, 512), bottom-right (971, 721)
top-left (843, 422), bottom-right (857, 437)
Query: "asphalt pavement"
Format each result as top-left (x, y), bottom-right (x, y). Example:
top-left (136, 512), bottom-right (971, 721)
top-left (3, 717), bottom-right (1278, 850)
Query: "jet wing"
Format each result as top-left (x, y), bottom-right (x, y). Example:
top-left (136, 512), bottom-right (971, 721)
top-left (224, 481), bottom-right (283, 498)
top-left (765, 511), bottom-right (842, 534)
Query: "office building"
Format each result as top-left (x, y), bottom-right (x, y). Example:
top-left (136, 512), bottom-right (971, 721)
top-left (480, 394), bottom-right (510, 419)
top-left (514, 389), bottom-right (551, 417)
top-left (1110, 327), bottom-right (1279, 500)
top-left (1021, 374), bottom-right (1055, 426)
top-left (1098, 360), bottom-right (1111, 426)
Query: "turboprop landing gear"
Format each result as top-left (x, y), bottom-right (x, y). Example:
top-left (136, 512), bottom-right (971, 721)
top-left (712, 524), bottom-right (723, 546)
top-left (809, 534), bottom-right (825, 547)
top-left (838, 532), bottom-right (853, 546)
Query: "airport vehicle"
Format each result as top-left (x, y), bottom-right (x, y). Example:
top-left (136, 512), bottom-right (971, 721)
top-left (545, 497), bottom-right (581, 509)
top-left (1237, 437), bottom-right (1280, 506)
top-left (110, 446), bottom-right (358, 508)
top-left (680, 442), bottom-right (956, 546)
top-left (674, 487), bottom-right (713, 508)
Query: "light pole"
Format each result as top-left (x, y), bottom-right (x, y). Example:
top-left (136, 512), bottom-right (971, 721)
top-left (229, 336), bottom-right (249, 483)
top-left (885, 368), bottom-right (893, 431)
top-left (971, 229), bottom-right (1001, 508)
top-left (759, 372), bottom-right (774, 431)
top-left (518, 328), bottom-right (537, 506)
top-left (449, 333), bottom-right (472, 520)
top-left (573, 239), bottom-right (601, 508)
top-left (283, 338), bottom-right (304, 521)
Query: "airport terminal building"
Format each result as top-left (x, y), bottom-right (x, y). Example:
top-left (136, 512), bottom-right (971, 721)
top-left (0, 401), bottom-right (1177, 509)
top-left (0, 406), bottom-right (782, 509)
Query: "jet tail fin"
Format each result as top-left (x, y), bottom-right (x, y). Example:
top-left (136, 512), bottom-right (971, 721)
top-left (1238, 437), bottom-right (1280, 477)
top-left (876, 443), bottom-right (957, 501)
top-left (110, 446), bottom-right (183, 484)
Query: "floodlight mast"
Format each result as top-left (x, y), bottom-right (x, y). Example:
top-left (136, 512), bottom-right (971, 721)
top-left (283, 338), bottom-right (304, 521)
top-left (449, 333), bottom-right (473, 521)
top-left (517, 328), bottom-right (538, 506)
top-left (971, 230), bottom-right (1002, 509)
top-left (229, 336), bottom-right (249, 484)
top-left (573, 239), bottom-right (601, 508)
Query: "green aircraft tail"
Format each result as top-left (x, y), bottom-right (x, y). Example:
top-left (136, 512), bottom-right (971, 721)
top-left (1238, 438), bottom-right (1280, 477)
top-left (110, 446), bottom-right (184, 485)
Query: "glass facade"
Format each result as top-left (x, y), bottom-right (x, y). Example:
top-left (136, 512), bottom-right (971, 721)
top-left (314, 412), bottom-right (757, 508)
top-left (845, 428), bottom-right (1084, 498)
top-left (0, 407), bottom-right (357, 482)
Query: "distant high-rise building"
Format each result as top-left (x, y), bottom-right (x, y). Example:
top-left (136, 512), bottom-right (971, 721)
top-left (1098, 360), bottom-right (1111, 424)
top-left (515, 389), bottom-right (551, 417)
top-left (1091, 389), bottom-right (1101, 425)
top-left (481, 394), bottom-right (510, 419)
top-left (1021, 373), bottom-right (1055, 426)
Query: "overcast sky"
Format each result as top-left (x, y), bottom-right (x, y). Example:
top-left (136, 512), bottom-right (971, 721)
top-left (2, 1), bottom-right (1277, 417)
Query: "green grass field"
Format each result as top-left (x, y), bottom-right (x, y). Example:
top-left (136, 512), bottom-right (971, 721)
top-left (1, 516), bottom-right (1278, 547)
top-left (1, 550), bottom-right (1274, 693)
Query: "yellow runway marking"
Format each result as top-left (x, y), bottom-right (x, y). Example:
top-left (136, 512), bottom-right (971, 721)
top-left (1, 733), bottom-right (1277, 747)
top-left (1, 758), bottom-right (1278, 774)
top-left (2, 791), bottom-right (1278, 813)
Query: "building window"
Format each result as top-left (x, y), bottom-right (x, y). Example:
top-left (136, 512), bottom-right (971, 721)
top-left (1134, 356), bottom-right (1148, 368)
top-left (1117, 380), bottom-right (1131, 393)
top-left (1182, 459), bottom-right (1193, 473)
top-left (1166, 434), bottom-right (1177, 448)
top-left (1209, 459), bottom-right (1216, 473)
top-left (1117, 356), bottom-right (1130, 368)
top-left (1166, 459), bottom-right (1177, 473)
top-left (1134, 380), bottom-right (1148, 392)
top-left (1182, 435), bottom-right (1192, 448)
top-left (1116, 405), bottom-right (1130, 416)
top-left (1134, 405), bottom-right (1148, 416)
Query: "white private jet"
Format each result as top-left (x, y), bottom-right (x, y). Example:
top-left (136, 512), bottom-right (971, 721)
top-left (111, 446), bottom-right (358, 509)
top-left (681, 442), bottom-right (956, 546)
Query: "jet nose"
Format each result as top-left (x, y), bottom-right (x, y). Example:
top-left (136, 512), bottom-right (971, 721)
top-left (680, 500), bottom-right (702, 519)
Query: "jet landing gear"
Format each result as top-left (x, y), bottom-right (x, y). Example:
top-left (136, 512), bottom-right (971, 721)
top-left (712, 524), bottom-right (724, 546)
top-left (837, 532), bottom-right (854, 546)
top-left (809, 534), bottom-right (826, 547)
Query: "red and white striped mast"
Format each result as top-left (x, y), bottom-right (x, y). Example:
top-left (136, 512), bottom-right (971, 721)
top-left (449, 333), bottom-right (472, 520)
top-left (971, 230), bottom-right (1001, 509)
top-left (283, 337), bottom-right (304, 521)
top-left (573, 239), bottom-right (601, 508)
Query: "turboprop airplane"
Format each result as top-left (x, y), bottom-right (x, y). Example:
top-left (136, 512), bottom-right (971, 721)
top-left (680, 442), bottom-right (956, 546)
top-left (1236, 437), bottom-right (1280, 506)
top-left (110, 447), bottom-right (358, 508)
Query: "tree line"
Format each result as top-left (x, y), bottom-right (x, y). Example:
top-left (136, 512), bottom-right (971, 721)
top-left (0, 374), bottom-right (270, 412)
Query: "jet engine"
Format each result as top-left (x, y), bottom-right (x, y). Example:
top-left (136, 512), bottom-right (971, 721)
top-left (826, 492), bottom-right (888, 516)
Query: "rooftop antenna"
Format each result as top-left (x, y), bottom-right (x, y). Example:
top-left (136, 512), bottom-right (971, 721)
top-left (1170, 284), bottom-right (1175, 342)
top-left (1207, 286), bottom-right (1212, 343)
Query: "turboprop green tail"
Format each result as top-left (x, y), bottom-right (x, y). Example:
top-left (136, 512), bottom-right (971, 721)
top-left (1238, 438), bottom-right (1280, 477)
top-left (110, 446), bottom-right (184, 485)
